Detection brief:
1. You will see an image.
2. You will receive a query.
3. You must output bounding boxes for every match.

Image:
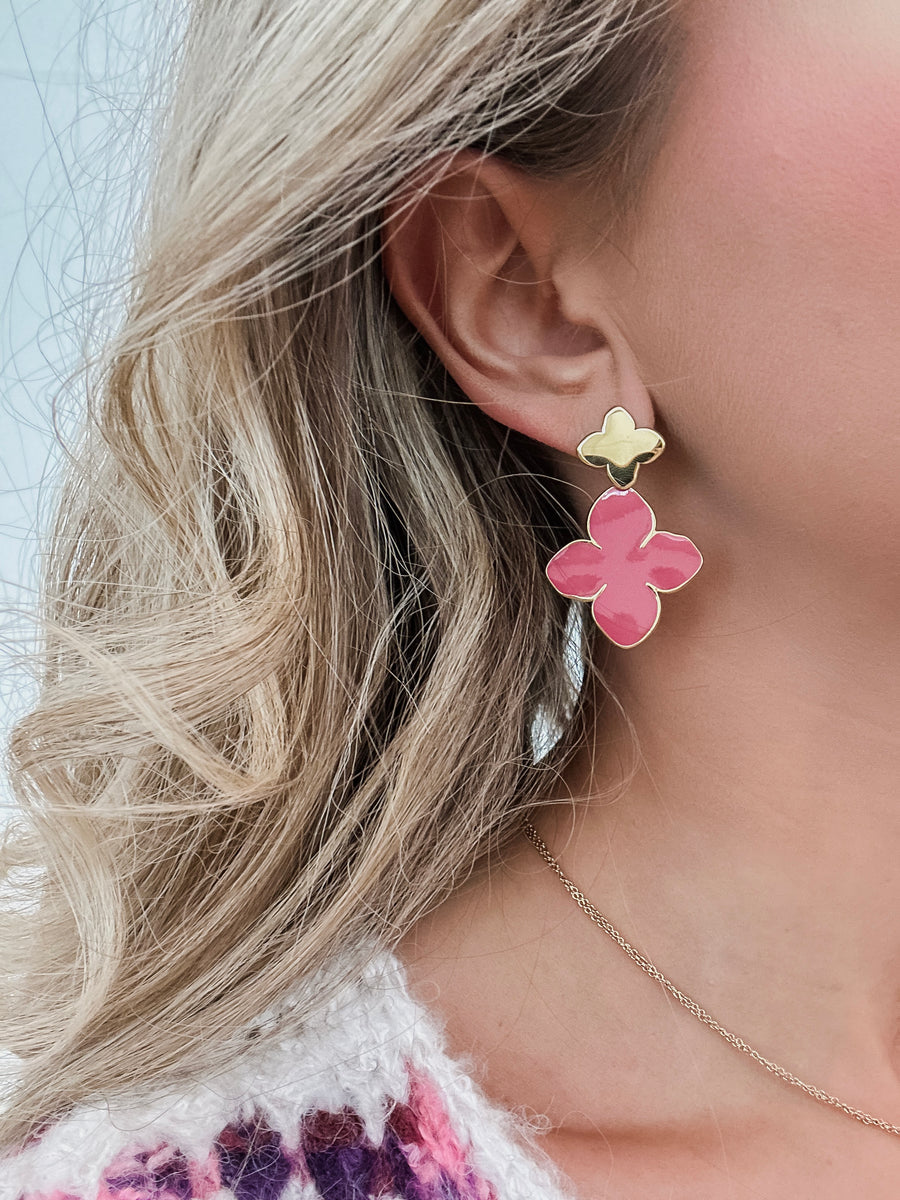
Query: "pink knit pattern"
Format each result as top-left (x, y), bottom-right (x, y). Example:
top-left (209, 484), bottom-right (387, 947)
top-left (14, 1062), bottom-right (499, 1200)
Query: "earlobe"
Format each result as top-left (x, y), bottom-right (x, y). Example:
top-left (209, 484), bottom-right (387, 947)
top-left (381, 151), bottom-right (654, 457)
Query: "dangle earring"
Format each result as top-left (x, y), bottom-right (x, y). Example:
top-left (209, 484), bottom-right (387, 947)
top-left (545, 406), bottom-right (703, 649)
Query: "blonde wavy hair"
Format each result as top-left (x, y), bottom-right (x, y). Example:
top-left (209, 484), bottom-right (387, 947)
top-left (1, 0), bottom-right (678, 1148)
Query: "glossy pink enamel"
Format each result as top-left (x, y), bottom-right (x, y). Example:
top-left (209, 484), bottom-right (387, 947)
top-left (592, 580), bottom-right (661, 649)
top-left (545, 487), bottom-right (703, 648)
top-left (545, 539), bottom-right (606, 601)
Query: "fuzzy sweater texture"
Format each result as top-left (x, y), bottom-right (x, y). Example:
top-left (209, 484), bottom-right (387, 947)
top-left (1, 951), bottom-right (576, 1200)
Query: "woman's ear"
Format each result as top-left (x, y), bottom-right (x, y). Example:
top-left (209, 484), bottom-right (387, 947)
top-left (381, 151), bottom-right (654, 455)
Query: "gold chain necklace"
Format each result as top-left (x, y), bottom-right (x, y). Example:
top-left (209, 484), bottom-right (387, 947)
top-left (521, 818), bottom-right (900, 1139)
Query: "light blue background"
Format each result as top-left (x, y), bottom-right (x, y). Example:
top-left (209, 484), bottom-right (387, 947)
top-left (1, 0), bottom-right (155, 801)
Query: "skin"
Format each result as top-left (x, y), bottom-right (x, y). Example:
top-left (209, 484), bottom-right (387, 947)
top-left (385, 1), bottom-right (900, 1195)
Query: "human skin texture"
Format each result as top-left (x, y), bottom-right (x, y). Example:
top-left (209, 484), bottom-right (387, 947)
top-left (620, 0), bottom-right (900, 594)
top-left (393, 1), bottom-right (900, 1197)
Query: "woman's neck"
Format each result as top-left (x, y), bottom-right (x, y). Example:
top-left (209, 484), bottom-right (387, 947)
top-left (578, 523), bottom-right (900, 1046)
top-left (398, 523), bottom-right (900, 1178)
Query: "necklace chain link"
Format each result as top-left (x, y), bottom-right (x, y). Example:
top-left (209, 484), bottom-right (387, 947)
top-left (521, 818), bottom-right (900, 1139)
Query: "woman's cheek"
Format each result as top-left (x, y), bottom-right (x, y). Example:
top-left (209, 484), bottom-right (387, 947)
top-left (614, 6), bottom-right (900, 582)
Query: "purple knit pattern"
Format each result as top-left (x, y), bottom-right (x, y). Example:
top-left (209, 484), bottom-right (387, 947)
top-left (18, 1064), bottom-right (499, 1200)
top-left (215, 1116), bottom-right (294, 1200)
top-left (103, 1145), bottom-right (193, 1199)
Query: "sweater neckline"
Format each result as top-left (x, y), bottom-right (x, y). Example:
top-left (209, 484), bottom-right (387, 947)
top-left (260, 943), bottom-right (579, 1199)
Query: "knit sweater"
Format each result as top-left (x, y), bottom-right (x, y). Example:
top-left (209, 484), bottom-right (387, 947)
top-left (1, 951), bottom-right (576, 1200)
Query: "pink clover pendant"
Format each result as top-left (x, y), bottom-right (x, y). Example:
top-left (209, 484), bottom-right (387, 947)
top-left (546, 487), bottom-right (703, 649)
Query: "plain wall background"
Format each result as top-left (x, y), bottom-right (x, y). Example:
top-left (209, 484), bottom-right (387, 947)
top-left (1, 0), bottom-right (157, 804)
top-left (2, 0), bottom-right (83, 767)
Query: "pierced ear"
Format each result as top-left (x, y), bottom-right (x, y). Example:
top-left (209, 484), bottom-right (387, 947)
top-left (381, 151), bottom-right (654, 455)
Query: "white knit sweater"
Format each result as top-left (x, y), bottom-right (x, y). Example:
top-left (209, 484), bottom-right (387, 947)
top-left (1, 951), bottom-right (576, 1200)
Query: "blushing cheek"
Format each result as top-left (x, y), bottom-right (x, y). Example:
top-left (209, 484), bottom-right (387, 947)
top-left (619, 13), bottom-right (900, 585)
top-left (675, 3), bottom-right (900, 244)
top-left (710, 60), bottom-right (900, 269)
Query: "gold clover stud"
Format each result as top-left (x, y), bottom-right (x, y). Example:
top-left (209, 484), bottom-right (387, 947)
top-left (577, 407), bottom-right (665, 489)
